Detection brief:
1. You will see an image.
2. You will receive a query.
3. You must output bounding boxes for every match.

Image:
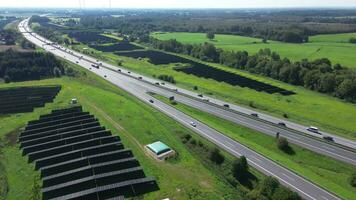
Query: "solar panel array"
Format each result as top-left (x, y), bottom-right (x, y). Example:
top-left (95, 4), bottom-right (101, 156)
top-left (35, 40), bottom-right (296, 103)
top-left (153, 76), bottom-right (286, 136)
top-left (19, 106), bottom-right (158, 200)
top-left (0, 86), bottom-right (61, 114)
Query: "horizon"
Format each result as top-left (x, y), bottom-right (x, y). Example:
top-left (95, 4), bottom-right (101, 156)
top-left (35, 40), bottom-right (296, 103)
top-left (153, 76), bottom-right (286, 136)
top-left (0, 0), bottom-right (356, 9)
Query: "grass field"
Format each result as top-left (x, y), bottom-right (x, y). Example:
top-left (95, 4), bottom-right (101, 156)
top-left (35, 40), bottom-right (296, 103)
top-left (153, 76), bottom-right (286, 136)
top-left (153, 94), bottom-right (356, 200)
top-left (151, 32), bottom-right (356, 68)
top-left (74, 44), bottom-right (356, 140)
top-left (0, 64), bottom-right (244, 200)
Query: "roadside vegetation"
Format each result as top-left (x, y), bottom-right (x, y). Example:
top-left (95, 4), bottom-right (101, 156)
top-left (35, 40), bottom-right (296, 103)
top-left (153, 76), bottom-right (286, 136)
top-left (149, 36), bottom-right (356, 103)
top-left (153, 93), bottom-right (356, 200)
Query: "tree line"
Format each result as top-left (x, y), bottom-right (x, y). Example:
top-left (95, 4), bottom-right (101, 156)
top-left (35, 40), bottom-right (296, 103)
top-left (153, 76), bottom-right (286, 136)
top-left (0, 49), bottom-right (65, 82)
top-left (149, 38), bottom-right (356, 102)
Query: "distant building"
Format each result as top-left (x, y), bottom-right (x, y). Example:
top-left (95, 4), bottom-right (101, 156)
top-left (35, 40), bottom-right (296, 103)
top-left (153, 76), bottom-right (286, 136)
top-left (145, 141), bottom-right (175, 160)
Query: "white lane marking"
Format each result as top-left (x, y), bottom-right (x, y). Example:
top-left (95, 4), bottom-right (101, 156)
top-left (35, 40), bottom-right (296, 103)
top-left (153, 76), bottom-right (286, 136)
top-left (321, 196), bottom-right (329, 200)
top-left (282, 173), bottom-right (295, 182)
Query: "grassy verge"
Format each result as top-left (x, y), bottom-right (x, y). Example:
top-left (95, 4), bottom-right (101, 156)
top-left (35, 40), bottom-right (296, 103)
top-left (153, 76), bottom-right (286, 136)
top-left (0, 64), bottom-right (243, 199)
top-left (152, 94), bottom-right (356, 200)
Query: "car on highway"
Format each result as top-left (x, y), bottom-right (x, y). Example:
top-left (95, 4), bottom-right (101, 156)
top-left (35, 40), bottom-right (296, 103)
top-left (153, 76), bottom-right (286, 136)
top-left (323, 136), bottom-right (334, 142)
top-left (149, 99), bottom-right (154, 103)
top-left (76, 61), bottom-right (79, 64)
top-left (138, 76), bottom-right (142, 80)
top-left (190, 121), bottom-right (197, 127)
top-left (198, 94), bottom-right (203, 97)
top-left (223, 104), bottom-right (230, 108)
top-left (104, 75), bottom-right (107, 78)
top-left (117, 69), bottom-right (121, 72)
top-left (155, 82), bottom-right (160, 85)
top-left (127, 71), bottom-right (131, 74)
top-left (307, 126), bottom-right (320, 134)
top-left (251, 113), bottom-right (259, 117)
top-left (278, 122), bottom-right (286, 127)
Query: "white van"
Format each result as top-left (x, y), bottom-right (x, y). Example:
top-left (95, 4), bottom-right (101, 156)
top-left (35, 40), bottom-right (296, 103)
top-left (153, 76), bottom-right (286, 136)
top-left (307, 126), bottom-right (319, 134)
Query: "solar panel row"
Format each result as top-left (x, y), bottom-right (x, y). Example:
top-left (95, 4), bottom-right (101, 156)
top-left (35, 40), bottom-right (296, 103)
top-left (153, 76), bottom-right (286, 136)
top-left (19, 106), bottom-right (158, 200)
top-left (0, 86), bottom-right (61, 114)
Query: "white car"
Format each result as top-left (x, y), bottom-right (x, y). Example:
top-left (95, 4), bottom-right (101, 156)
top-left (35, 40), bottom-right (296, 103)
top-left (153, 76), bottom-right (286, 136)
top-left (190, 121), bottom-right (197, 127)
top-left (307, 126), bottom-right (320, 134)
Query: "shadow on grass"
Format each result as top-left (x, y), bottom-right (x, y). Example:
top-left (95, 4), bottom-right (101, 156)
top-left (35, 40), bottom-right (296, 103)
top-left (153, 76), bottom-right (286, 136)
top-left (238, 171), bottom-right (258, 189)
top-left (281, 145), bottom-right (295, 155)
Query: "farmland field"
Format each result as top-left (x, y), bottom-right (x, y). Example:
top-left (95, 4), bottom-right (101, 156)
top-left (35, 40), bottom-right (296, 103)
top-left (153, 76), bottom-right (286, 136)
top-left (89, 42), bottom-right (143, 52)
top-left (151, 32), bottom-right (356, 68)
top-left (117, 50), bottom-right (294, 95)
top-left (0, 63), bottom-right (241, 200)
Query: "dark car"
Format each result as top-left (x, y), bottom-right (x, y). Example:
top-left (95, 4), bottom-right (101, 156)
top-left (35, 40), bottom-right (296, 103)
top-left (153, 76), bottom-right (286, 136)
top-left (104, 75), bottom-right (107, 78)
top-left (278, 122), bottom-right (286, 127)
top-left (323, 136), bottom-right (334, 142)
top-left (138, 77), bottom-right (142, 80)
top-left (127, 71), bottom-right (131, 74)
top-left (223, 104), bottom-right (230, 108)
top-left (149, 99), bottom-right (154, 103)
top-left (117, 69), bottom-right (121, 72)
top-left (198, 94), bottom-right (203, 97)
top-left (251, 113), bottom-right (259, 117)
top-left (155, 82), bottom-right (160, 85)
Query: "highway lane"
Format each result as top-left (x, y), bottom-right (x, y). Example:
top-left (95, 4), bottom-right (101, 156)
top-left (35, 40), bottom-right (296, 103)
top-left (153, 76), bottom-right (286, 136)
top-left (19, 18), bottom-right (346, 200)
top-left (17, 19), bottom-right (356, 166)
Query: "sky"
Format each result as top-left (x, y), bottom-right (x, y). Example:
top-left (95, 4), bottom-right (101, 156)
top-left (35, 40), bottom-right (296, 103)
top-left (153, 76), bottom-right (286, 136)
top-left (0, 0), bottom-right (356, 9)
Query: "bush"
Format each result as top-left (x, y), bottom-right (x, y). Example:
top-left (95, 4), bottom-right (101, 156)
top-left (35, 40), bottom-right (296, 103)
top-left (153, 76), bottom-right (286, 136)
top-left (190, 139), bottom-right (197, 145)
top-left (258, 176), bottom-right (280, 198)
top-left (349, 38), bottom-right (356, 44)
top-left (4, 75), bottom-right (10, 83)
top-left (232, 156), bottom-right (248, 181)
top-left (277, 137), bottom-right (289, 152)
top-left (350, 173), bottom-right (356, 187)
top-left (193, 86), bottom-right (198, 90)
top-left (209, 148), bottom-right (225, 165)
top-left (158, 74), bottom-right (176, 84)
top-left (272, 187), bottom-right (302, 200)
top-left (283, 113), bottom-right (288, 118)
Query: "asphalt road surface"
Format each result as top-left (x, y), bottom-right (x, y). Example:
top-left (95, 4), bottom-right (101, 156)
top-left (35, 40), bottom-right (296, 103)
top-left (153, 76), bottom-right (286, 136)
top-left (19, 18), bottom-right (346, 200)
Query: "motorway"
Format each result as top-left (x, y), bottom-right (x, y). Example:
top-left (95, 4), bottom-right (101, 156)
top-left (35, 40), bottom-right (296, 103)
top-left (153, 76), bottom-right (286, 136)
top-left (17, 19), bottom-right (356, 167)
top-left (19, 18), bottom-right (347, 200)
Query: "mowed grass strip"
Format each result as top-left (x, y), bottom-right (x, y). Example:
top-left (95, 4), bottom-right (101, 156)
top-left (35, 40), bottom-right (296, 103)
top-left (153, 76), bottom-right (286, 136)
top-left (0, 65), bottom-right (239, 200)
top-left (153, 94), bottom-right (356, 200)
top-left (151, 32), bottom-right (356, 68)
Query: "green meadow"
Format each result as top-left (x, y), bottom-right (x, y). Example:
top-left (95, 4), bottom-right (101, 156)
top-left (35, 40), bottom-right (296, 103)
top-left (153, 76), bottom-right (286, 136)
top-left (151, 32), bottom-right (356, 68)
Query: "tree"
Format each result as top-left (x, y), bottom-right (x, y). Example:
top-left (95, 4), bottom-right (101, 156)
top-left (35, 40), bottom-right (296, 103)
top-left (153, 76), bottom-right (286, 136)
top-left (206, 32), bottom-right (215, 40)
top-left (232, 155), bottom-right (248, 180)
top-left (258, 176), bottom-right (280, 198)
top-left (210, 148), bottom-right (225, 165)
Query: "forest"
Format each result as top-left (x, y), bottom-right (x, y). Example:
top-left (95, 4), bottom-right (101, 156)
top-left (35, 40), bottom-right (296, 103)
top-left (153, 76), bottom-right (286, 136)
top-left (0, 49), bottom-right (65, 82)
top-left (75, 9), bottom-right (356, 43)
